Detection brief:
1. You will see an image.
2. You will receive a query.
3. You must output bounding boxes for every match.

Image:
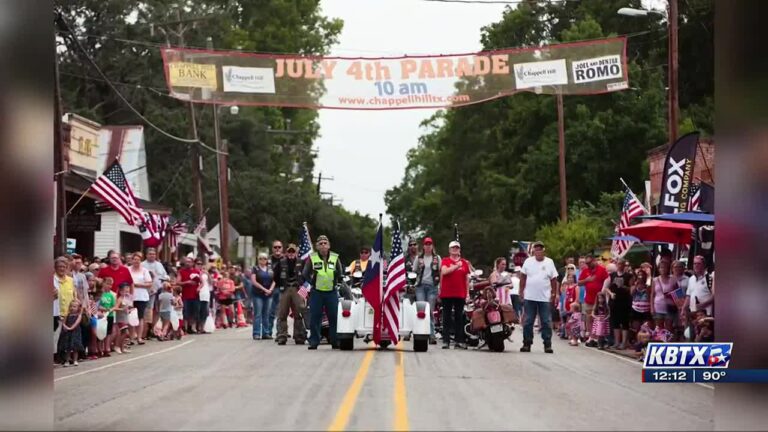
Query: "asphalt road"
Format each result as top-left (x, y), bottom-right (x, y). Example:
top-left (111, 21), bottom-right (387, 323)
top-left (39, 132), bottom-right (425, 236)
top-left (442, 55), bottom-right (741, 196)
top-left (54, 327), bottom-right (713, 431)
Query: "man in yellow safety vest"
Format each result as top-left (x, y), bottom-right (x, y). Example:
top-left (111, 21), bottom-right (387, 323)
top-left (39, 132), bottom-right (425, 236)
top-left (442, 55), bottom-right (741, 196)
top-left (302, 235), bottom-right (345, 350)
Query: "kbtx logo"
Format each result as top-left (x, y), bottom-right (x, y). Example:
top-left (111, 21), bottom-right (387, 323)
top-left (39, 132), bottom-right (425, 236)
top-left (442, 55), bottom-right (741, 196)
top-left (643, 343), bottom-right (733, 368)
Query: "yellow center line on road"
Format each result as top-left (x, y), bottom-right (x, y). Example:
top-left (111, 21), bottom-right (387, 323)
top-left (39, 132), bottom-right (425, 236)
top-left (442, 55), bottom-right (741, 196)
top-left (327, 345), bottom-right (376, 431)
top-left (393, 346), bottom-right (410, 432)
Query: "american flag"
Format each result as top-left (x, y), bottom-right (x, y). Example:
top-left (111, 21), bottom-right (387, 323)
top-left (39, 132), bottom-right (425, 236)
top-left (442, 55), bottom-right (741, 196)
top-left (297, 222), bottom-right (313, 300)
top-left (193, 216), bottom-right (212, 255)
top-left (382, 221), bottom-right (406, 342)
top-left (611, 187), bottom-right (647, 258)
top-left (168, 219), bottom-right (188, 252)
top-left (90, 161), bottom-right (144, 225)
top-left (668, 285), bottom-right (687, 308)
top-left (688, 183), bottom-right (701, 211)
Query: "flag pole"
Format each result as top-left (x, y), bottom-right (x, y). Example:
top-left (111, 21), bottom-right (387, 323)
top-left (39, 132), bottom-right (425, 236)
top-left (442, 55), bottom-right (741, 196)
top-left (620, 177), bottom-right (649, 214)
top-left (379, 213), bottom-right (385, 341)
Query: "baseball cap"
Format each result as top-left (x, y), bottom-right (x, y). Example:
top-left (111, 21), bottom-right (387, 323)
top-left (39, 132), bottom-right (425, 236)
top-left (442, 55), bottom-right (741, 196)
top-left (449, 240), bottom-right (460, 248)
top-left (532, 241), bottom-right (545, 249)
top-left (316, 235), bottom-right (329, 243)
top-left (360, 246), bottom-right (371, 253)
top-left (423, 237), bottom-right (433, 245)
top-left (286, 243), bottom-right (297, 252)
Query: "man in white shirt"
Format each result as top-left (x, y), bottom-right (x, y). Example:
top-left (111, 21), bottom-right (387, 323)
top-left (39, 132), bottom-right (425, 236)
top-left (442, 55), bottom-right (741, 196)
top-left (683, 255), bottom-right (714, 339)
top-left (519, 242), bottom-right (559, 353)
top-left (142, 248), bottom-right (168, 338)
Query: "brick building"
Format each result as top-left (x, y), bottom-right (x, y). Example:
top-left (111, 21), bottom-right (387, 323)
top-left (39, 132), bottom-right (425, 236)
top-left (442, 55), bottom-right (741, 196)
top-left (647, 138), bottom-right (714, 207)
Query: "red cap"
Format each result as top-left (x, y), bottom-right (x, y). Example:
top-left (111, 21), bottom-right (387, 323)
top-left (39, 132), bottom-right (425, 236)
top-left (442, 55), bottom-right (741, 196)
top-left (423, 237), bottom-right (433, 245)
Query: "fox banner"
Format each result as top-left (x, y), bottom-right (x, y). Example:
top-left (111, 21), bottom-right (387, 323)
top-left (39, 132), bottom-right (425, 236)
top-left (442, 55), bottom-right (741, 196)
top-left (659, 132), bottom-right (700, 214)
top-left (160, 37), bottom-right (628, 110)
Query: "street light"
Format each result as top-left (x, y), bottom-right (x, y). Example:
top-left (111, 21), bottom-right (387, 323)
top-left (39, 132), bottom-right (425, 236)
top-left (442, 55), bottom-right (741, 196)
top-left (617, 7), bottom-right (663, 17)
top-left (618, 1), bottom-right (679, 148)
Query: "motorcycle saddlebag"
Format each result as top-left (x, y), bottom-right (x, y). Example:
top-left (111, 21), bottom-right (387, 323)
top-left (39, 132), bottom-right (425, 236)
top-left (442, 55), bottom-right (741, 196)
top-left (500, 304), bottom-right (519, 324)
top-left (470, 309), bottom-right (487, 331)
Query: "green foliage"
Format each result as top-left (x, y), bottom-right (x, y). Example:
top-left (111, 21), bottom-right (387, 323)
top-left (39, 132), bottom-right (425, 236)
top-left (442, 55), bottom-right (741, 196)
top-left (56, 0), bottom-right (384, 263)
top-left (386, 0), bottom-right (712, 267)
top-left (535, 215), bottom-right (605, 265)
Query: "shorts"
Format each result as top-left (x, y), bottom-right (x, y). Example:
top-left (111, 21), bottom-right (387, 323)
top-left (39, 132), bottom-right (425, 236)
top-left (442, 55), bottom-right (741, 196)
top-left (134, 301), bottom-right (148, 321)
top-left (631, 309), bottom-right (652, 324)
top-left (583, 303), bottom-right (595, 316)
top-left (199, 301), bottom-right (210, 322)
top-left (147, 293), bottom-right (156, 310)
top-left (218, 297), bottom-right (234, 306)
top-left (183, 299), bottom-right (201, 321)
top-left (107, 316), bottom-right (114, 335)
top-left (654, 310), bottom-right (679, 322)
top-left (609, 305), bottom-right (631, 330)
top-left (160, 311), bottom-right (171, 321)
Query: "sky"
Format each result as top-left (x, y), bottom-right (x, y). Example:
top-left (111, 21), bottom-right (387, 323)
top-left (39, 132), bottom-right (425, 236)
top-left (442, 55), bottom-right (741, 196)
top-left (314, 0), bottom-right (510, 219)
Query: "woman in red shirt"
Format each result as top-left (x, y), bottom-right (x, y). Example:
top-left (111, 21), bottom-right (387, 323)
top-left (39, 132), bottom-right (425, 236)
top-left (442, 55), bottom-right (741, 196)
top-left (440, 241), bottom-right (471, 350)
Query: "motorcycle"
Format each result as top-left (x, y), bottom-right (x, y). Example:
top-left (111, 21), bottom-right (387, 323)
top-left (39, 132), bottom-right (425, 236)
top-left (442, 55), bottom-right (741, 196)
top-left (303, 280), bottom-right (354, 344)
top-left (344, 270), bottom-right (364, 300)
top-left (464, 272), bottom-right (517, 352)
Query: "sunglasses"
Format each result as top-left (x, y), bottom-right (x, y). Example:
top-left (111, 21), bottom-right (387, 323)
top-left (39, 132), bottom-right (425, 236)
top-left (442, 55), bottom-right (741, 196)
top-left (273, 245), bottom-right (283, 249)
top-left (361, 251), bottom-right (370, 254)
top-left (318, 241), bottom-right (329, 246)
top-left (408, 243), bottom-right (417, 247)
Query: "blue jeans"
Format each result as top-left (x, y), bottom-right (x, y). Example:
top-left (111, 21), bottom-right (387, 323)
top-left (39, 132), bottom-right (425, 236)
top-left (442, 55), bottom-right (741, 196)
top-left (252, 295), bottom-right (271, 338)
top-left (266, 288), bottom-right (281, 336)
top-left (523, 300), bottom-right (552, 347)
top-left (511, 294), bottom-right (522, 319)
top-left (308, 290), bottom-right (338, 347)
top-left (415, 284), bottom-right (437, 336)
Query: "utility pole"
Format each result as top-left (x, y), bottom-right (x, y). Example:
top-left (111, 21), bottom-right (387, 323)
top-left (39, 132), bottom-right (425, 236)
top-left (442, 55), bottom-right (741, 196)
top-left (150, 8), bottom-right (210, 225)
top-left (556, 92), bottom-right (567, 223)
top-left (53, 24), bottom-right (67, 257)
top-left (206, 36), bottom-right (231, 265)
top-left (668, 0), bottom-right (679, 147)
top-left (316, 171), bottom-right (335, 196)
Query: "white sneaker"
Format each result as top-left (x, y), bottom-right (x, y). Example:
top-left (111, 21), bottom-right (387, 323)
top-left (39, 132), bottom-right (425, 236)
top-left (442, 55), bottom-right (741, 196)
top-left (72, 361), bottom-right (79, 367)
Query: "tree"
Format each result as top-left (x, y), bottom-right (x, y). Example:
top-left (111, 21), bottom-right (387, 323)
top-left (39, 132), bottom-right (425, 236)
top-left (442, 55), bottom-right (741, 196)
top-left (56, 0), bottom-right (383, 261)
top-left (535, 214), bottom-right (605, 266)
top-left (386, 0), bottom-right (712, 267)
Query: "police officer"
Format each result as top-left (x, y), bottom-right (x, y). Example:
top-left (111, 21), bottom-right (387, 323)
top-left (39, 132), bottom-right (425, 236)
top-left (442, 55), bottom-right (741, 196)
top-left (303, 235), bottom-right (345, 350)
top-left (274, 244), bottom-right (307, 345)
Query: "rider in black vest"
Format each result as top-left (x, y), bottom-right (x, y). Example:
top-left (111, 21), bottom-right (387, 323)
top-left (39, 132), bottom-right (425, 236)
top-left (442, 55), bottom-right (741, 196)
top-left (274, 244), bottom-right (307, 345)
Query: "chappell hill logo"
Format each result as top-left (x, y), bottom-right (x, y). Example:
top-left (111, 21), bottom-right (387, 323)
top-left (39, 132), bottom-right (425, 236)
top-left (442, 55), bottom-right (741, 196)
top-left (513, 59), bottom-right (567, 89)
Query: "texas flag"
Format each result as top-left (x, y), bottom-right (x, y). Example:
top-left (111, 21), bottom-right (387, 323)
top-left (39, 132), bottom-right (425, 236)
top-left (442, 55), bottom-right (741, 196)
top-left (361, 223), bottom-right (384, 344)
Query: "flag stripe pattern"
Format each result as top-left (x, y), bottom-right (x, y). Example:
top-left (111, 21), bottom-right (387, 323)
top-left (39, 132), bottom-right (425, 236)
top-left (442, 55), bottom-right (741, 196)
top-left (382, 222), bottom-right (405, 342)
top-left (688, 183), bottom-right (701, 212)
top-left (169, 220), bottom-right (187, 252)
top-left (90, 161), bottom-right (144, 225)
top-left (297, 223), bottom-right (313, 300)
top-left (611, 187), bottom-right (647, 258)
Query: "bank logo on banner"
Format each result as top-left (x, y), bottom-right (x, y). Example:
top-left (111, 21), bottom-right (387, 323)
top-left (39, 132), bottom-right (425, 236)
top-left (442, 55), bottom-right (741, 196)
top-left (572, 55), bottom-right (623, 85)
top-left (168, 62), bottom-right (218, 89)
top-left (222, 66), bottom-right (276, 94)
top-left (514, 59), bottom-right (568, 89)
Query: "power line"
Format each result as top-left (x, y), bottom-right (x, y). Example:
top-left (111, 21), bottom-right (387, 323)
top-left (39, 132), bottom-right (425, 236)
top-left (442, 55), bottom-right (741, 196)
top-left (55, 11), bottom-right (227, 156)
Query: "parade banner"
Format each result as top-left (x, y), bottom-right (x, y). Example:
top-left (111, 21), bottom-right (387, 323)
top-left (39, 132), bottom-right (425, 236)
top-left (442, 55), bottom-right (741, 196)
top-left (659, 132), bottom-right (700, 214)
top-left (160, 37), bottom-right (628, 110)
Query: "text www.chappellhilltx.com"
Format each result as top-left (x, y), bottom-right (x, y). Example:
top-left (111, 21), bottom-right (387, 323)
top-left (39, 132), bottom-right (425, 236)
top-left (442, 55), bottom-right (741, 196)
top-left (337, 93), bottom-right (471, 107)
